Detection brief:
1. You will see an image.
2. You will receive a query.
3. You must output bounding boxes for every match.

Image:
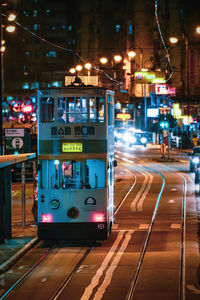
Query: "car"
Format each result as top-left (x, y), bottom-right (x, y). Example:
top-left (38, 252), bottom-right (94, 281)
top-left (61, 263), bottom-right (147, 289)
top-left (188, 146), bottom-right (200, 172)
top-left (114, 128), bottom-right (147, 147)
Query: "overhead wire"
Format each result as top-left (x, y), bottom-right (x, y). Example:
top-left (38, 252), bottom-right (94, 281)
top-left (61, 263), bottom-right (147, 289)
top-left (154, 0), bottom-right (174, 82)
top-left (1, 12), bottom-right (121, 86)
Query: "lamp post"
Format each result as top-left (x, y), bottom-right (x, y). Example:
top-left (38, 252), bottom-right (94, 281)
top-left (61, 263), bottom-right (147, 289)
top-left (169, 27), bottom-right (200, 137)
top-left (0, 6), bottom-right (16, 155)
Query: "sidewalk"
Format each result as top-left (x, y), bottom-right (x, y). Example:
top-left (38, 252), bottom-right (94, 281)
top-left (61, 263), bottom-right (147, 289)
top-left (0, 224), bottom-right (38, 273)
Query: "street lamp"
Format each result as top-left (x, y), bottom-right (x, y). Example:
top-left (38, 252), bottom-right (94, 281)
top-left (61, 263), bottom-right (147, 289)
top-left (0, 6), bottom-right (16, 154)
top-left (169, 26), bottom-right (200, 137)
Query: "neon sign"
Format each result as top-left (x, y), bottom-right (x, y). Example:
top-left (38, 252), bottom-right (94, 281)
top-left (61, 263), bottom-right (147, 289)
top-left (155, 84), bottom-right (176, 95)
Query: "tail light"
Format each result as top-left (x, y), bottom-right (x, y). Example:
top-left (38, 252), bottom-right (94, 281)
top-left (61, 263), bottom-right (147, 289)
top-left (92, 213), bottom-right (105, 222)
top-left (40, 214), bottom-right (53, 223)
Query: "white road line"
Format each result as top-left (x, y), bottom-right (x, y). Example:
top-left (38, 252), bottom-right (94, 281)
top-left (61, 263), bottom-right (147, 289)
top-left (80, 231), bottom-right (126, 300)
top-left (130, 172), bottom-right (148, 212)
top-left (93, 231), bottom-right (133, 300)
top-left (137, 173), bottom-right (153, 211)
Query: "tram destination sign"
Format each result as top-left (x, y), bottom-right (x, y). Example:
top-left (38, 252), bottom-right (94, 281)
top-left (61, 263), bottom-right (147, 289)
top-left (62, 142), bottom-right (83, 153)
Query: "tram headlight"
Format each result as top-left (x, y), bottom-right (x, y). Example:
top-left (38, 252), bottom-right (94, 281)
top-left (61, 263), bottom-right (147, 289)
top-left (192, 157), bottom-right (200, 164)
top-left (141, 137), bottom-right (147, 144)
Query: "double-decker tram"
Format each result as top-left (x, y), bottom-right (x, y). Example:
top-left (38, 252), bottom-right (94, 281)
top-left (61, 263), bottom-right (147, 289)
top-left (37, 86), bottom-right (115, 240)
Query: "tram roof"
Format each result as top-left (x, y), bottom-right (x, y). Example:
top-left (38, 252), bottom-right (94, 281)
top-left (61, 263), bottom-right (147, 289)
top-left (38, 85), bottom-right (114, 94)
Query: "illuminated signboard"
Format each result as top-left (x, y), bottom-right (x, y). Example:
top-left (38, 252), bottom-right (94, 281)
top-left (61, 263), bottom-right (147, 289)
top-left (116, 113), bottom-right (131, 120)
top-left (147, 108), bottom-right (159, 118)
top-left (134, 71), bottom-right (166, 84)
top-left (62, 142), bottom-right (83, 152)
top-left (155, 84), bottom-right (176, 95)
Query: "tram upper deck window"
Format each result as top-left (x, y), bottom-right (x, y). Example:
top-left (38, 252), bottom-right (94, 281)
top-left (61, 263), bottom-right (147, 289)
top-left (57, 97), bottom-right (87, 123)
top-left (41, 97), bottom-right (54, 122)
top-left (89, 97), bottom-right (104, 123)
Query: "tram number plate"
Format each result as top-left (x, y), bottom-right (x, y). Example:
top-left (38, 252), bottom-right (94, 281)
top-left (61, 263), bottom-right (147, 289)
top-left (97, 223), bottom-right (105, 230)
top-left (62, 142), bottom-right (83, 152)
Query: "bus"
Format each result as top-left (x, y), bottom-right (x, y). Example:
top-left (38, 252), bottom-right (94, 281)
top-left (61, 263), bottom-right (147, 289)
top-left (37, 86), bottom-right (116, 241)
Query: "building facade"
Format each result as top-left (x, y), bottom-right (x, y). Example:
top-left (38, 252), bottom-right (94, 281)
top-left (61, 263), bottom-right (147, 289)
top-left (2, 1), bottom-right (200, 105)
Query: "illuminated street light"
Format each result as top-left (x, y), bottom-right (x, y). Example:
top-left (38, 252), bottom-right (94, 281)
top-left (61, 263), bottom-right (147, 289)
top-left (75, 65), bottom-right (82, 71)
top-left (0, 45), bottom-right (5, 52)
top-left (6, 25), bottom-right (16, 33)
top-left (69, 67), bottom-right (76, 74)
top-left (100, 57), bottom-right (108, 64)
top-left (114, 55), bottom-right (122, 63)
top-left (169, 36), bottom-right (178, 44)
top-left (196, 26), bottom-right (200, 34)
top-left (84, 63), bottom-right (92, 70)
top-left (7, 13), bottom-right (16, 22)
top-left (128, 51), bottom-right (136, 59)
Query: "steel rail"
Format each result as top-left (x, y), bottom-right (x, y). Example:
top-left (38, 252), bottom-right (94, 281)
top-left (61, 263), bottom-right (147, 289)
top-left (51, 247), bottom-right (92, 300)
top-left (0, 243), bottom-right (56, 300)
top-left (125, 164), bottom-right (166, 300)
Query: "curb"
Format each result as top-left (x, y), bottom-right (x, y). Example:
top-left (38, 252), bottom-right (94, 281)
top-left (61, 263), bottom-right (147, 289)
top-left (0, 237), bottom-right (39, 274)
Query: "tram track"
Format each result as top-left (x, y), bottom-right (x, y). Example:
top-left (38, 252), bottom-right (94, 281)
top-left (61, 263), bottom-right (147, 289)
top-left (1, 243), bottom-right (92, 300)
top-left (0, 242), bottom-right (56, 299)
top-left (116, 151), bottom-right (188, 300)
top-left (1, 153), bottom-right (192, 300)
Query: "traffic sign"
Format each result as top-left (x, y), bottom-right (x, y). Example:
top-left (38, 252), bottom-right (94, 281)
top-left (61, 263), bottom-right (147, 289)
top-left (4, 128), bottom-right (25, 154)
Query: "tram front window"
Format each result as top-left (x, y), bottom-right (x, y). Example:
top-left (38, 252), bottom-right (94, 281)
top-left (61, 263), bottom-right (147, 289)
top-left (40, 159), bottom-right (105, 190)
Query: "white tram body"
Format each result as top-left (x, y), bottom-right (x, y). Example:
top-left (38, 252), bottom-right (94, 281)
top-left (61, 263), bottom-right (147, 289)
top-left (37, 86), bottom-right (115, 240)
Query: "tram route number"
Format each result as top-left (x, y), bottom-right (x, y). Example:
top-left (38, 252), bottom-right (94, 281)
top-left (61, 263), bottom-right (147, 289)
top-left (97, 223), bottom-right (105, 230)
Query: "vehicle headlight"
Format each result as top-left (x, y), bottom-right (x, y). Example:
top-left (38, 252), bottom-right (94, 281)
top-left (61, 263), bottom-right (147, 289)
top-left (141, 137), bottom-right (147, 144)
top-left (192, 157), bottom-right (200, 164)
top-left (117, 133), bottom-right (122, 139)
top-left (131, 136), bottom-right (137, 144)
top-left (123, 132), bottom-right (132, 142)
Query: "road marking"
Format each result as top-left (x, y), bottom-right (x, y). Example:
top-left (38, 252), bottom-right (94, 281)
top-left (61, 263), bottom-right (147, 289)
top-left (80, 231), bottom-right (126, 300)
top-left (11, 191), bottom-right (19, 197)
top-left (130, 172), bottom-right (148, 212)
top-left (168, 199), bottom-right (175, 203)
top-left (171, 188), bottom-right (177, 191)
top-left (130, 170), bottom-right (153, 212)
top-left (139, 224), bottom-right (149, 229)
top-left (137, 173), bottom-right (153, 211)
top-left (92, 231), bottom-right (133, 300)
top-left (180, 160), bottom-right (187, 163)
top-left (112, 224), bottom-right (119, 229)
top-left (171, 223), bottom-right (181, 229)
top-left (186, 285), bottom-right (200, 294)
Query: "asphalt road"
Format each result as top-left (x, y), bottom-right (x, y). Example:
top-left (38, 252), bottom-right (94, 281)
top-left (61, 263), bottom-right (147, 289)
top-left (2, 145), bottom-right (200, 300)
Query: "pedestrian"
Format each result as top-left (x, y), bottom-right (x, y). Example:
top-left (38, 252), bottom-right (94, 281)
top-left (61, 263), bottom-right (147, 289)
top-left (192, 135), bottom-right (199, 147)
top-left (160, 135), bottom-right (168, 159)
top-left (160, 142), bottom-right (166, 159)
top-left (32, 174), bottom-right (38, 225)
